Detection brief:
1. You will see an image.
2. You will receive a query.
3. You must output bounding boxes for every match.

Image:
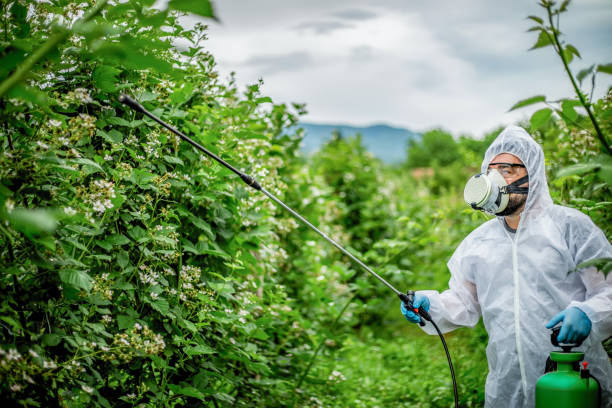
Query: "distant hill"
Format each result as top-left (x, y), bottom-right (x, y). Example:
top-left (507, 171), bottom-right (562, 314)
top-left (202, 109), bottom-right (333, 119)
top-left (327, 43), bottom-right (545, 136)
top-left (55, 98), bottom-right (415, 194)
top-left (296, 123), bottom-right (420, 164)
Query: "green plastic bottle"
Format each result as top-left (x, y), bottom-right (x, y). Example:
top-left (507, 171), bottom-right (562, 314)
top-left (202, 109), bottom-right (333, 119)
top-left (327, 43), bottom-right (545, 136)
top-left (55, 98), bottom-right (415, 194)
top-left (535, 351), bottom-right (600, 408)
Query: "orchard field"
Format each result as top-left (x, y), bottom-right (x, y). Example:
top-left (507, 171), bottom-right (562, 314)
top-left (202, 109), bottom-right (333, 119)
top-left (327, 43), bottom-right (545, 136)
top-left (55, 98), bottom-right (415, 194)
top-left (0, 0), bottom-right (611, 407)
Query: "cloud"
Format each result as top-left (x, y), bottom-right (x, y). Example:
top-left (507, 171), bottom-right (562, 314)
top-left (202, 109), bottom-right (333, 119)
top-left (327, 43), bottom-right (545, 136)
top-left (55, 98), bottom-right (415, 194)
top-left (202, 0), bottom-right (612, 136)
top-left (331, 9), bottom-right (378, 21)
top-left (293, 21), bottom-right (353, 35)
top-left (240, 51), bottom-right (314, 75)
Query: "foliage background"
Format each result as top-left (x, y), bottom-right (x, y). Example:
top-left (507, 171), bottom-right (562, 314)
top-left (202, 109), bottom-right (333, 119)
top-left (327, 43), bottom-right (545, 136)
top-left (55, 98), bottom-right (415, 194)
top-left (0, 0), bottom-right (610, 407)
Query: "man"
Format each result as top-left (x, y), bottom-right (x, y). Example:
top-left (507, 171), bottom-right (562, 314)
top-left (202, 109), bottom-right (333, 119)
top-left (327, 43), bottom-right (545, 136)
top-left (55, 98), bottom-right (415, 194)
top-left (401, 126), bottom-right (612, 407)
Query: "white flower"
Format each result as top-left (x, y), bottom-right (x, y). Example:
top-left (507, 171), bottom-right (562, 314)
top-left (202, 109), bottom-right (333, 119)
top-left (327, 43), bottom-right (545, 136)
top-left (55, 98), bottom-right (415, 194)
top-left (5, 199), bottom-right (15, 213)
top-left (64, 206), bottom-right (77, 216)
top-left (74, 88), bottom-right (93, 103)
top-left (127, 393), bottom-right (136, 399)
top-left (7, 349), bottom-right (21, 361)
top-left (28, 349), bottom-right (39, 358)
top-left (81, 384), bottom-right (94, 394)
top-left (328, 370), bottom-right (346, 382)
top-left (36, 141), bottom-right (49, 150)
top-left (43, 360), bottom-right (57, 369)
top-left (104, 154), bottom-right (113, 161)
top-left (10, 384), bottom-right (22, 392)
top-left (134, 323), bottom-right (142, 331)
top-left (48, 119), bottom-right (62, 127)
top-left (150, 292), bottom-right (159, 300)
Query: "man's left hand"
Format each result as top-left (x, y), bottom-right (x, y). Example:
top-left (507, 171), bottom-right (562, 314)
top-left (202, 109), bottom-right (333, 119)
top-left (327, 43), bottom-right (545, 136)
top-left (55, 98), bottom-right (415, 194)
top-left (546, 306), bottom-right (592, 344)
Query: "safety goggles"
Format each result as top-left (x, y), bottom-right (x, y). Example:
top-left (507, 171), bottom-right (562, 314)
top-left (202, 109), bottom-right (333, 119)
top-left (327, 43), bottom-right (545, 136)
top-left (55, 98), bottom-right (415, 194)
top-left (487, 162), bottom-right (526, 177)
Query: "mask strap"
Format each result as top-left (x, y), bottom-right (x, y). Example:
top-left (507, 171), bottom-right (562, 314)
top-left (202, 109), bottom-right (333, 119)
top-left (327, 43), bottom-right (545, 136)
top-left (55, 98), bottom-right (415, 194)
top-left (501, 175), bottom-right (529, 194)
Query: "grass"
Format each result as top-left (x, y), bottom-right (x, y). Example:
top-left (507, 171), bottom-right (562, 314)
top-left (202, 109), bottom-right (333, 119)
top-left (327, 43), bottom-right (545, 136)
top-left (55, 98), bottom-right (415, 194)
top-left (303, 311), bottom-right (489, 407)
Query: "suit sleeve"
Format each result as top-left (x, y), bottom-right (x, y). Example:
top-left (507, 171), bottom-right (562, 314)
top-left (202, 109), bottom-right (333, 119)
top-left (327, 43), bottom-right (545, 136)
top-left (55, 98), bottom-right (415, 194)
top-left (417, 241), bottom-right (482, 335)
top-left (566, 212), bottom-right (612, 342)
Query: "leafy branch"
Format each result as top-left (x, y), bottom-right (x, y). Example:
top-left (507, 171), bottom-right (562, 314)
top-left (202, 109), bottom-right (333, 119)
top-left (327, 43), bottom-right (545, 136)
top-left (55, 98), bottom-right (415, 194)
top-left (516, 0), bottom-right (612, 155)
top-left (0, 0), bottom-right (110, 99)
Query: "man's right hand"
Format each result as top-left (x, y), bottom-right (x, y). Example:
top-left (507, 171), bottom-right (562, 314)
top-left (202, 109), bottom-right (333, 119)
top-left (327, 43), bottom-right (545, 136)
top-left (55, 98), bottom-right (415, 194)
top-left (400, 293), bottom-right (430, 323)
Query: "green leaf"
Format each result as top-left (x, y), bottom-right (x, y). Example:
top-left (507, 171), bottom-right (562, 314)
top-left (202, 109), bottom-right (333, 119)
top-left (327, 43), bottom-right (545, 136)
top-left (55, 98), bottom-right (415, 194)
top-left (169, 82), bottom-right (194, 105)
top-left (164, 155), bottom-right (184, 166)
top-left (526, 15), bottom-right (544, 24)
top-left (565, 44), bottom-right (581, 59)
top-left (59, 269), bottom-right (93, 292)
top-left (559, 0), bottom-right (570, 12)
top-left (96, 43), bottom-right (175, 74)
top-left (97, 129), bottom-right (123, 144)
top-left (105, 234), bottom-right (131, 246)
top-left (576, 64), bottom-right (595, 84)
top-left (92, 65), bottom-right (121, 92)
top-left (0, 316), bottom-right (22, 332)
top-left (574, 257), bottom-right (612, 277)
top-left (42, 333), bottom-right (62, 346)
top-left (10, 2), bottom-right (30, 37)
top-left (256, 96), bottom-right (273, 104)
top-left (189, 216), bottom-right (215, 240)
top-left (33, 235), bottom-right (56, 251)
top-left (529, 30), bottom-right (552, 50)
top-left (117, 250), bottom-right (130, 269)
top-left (184, 344), bottom-right (215, 356)
top-left (117, 315), bottom-right (136, 330)
top-left (597, 63), bottom-right (612, 75)
top-left (7, 84), bottom-right (49, 107)
top-left (530, 108), bottom-right (552, 129)
top-left (74, 158), bottom-right (105, 175)
top-left (560, 99), bottom-right (581, 122)
top-left (555, 155), bottom-right (612, 184)
top-left (178, 318), bottom-right (198, 333)
top-left (168, 384), bottom-right (206, 400)
top-left (562, 47), bottom-right (574, 64)
top-left (130, 169), bottom-right (157, 188)
top-left (168, 0), bottom-right (216, 19)
top-left (556, 162), bottom-right (600, 178)
top-left (508, 95), bottom-right (546, 111)
top-left (8, 208), bottom-right (57, 236)
top-left (149, 298), bottom-right (170, 315)
top-left (106, 116), bottom-right (133, 127)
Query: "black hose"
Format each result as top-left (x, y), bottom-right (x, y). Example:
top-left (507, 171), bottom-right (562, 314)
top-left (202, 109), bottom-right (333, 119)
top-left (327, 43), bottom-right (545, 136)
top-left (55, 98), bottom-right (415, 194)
top-left (429, 318), bottom-right (460, 408)
top-left (400, 292), bottom-right (459, 407)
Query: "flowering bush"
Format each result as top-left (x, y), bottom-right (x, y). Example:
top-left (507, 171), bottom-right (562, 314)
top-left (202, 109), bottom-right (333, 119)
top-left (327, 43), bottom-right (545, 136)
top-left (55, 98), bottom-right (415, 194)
top-left (0, 1), bottom-right (320, 406)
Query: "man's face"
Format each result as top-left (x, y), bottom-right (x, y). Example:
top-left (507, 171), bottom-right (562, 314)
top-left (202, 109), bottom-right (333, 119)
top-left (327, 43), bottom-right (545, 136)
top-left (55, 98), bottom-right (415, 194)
top-left (487, 153), bottom-right (529, 216)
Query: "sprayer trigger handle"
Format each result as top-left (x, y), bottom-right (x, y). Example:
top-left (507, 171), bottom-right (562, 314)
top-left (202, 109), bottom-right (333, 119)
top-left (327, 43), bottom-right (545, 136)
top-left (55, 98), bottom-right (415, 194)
top-left (399, 291), bottom-right (426, 326)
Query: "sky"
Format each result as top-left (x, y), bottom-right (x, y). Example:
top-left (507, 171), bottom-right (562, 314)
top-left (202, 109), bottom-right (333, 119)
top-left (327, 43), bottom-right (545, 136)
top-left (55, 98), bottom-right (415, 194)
top-left (190, 0), bottom-right (611, 137)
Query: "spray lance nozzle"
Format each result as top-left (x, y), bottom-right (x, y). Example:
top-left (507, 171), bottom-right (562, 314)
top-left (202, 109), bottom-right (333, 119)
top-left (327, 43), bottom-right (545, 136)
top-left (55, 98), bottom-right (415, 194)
top-left (398, 290), bottom-right (431, 327)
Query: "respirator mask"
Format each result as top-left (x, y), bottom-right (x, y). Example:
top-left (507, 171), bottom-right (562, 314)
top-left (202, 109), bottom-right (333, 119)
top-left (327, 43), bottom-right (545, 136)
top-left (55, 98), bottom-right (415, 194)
top-left (463, 167), bottom-right (529, 215)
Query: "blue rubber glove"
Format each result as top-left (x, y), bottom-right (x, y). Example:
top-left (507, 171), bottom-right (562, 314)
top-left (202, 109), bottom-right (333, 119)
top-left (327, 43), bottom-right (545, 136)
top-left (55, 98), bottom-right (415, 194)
top-left (546, 306), bottom-right (592, 344)
top-left (400, 293), bottom-right (430, 323)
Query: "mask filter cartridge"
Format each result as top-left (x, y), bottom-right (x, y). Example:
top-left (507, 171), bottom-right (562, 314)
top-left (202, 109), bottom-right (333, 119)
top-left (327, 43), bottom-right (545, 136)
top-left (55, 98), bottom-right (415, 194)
top-left (464, 169), bottom-right (509, 215)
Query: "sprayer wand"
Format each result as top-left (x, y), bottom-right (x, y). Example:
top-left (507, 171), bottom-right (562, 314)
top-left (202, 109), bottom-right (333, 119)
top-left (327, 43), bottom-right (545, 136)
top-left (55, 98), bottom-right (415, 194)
top-left (118, 95), bottom-right (418, 310)
top-left (118, 94), bottom-right (458, 407)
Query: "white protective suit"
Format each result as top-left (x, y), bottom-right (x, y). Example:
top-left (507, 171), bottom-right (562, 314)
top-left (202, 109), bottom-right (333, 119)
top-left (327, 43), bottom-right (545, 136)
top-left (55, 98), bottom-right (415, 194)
top-left (419, 126), bottom-right (612, 407)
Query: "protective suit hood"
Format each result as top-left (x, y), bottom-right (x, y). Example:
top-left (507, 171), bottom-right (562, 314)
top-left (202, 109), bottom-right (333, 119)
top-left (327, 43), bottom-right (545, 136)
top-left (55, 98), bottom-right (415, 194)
top-left (481, 125), bottom-right (553, 219)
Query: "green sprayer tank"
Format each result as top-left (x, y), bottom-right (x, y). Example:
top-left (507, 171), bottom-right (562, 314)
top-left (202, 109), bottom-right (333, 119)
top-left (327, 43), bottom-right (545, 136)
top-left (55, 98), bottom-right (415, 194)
top-left (535, 327), bottom-right (600, 408)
